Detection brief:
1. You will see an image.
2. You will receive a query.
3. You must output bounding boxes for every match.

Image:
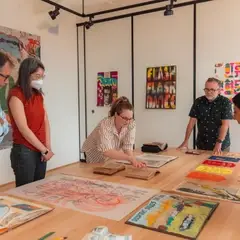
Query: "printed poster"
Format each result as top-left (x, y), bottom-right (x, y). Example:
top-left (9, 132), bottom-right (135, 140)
top-left (97, 71), bottom-right (118, 106)
top-left (214, 62), bottom-right (240, 102)
top-left (146, 66), bottom-right (176, 109)
top-left (0, 25), bottom-right (40, 149)
top-left (126, 193), bottom-right (218, 239)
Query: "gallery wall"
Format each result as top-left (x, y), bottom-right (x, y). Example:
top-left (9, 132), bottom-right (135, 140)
top-left (79, 0), bottom-right (240, 153)
top-left (0, 0), bottom-right (80, 185)
top-left (134, 5), bottom-right (194, 148)
top-left (78, 18), bottom-right (132, 150)
top-left (196, 0), bottom-right (240, 152)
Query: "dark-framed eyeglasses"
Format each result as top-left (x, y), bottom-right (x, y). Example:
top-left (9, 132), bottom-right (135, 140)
top-left (0, 73), bottom-right (10, 81)
top-left (203, 88), bottom-right (219, 92)
top-left (118, 113), bottom-right (133, 121)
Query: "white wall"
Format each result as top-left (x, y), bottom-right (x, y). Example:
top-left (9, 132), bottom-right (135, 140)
top-left (78, 18), bottom-right (132, 142)
top-left (0, 0), bottom-right (80, 185)
top-left (134, 6), bottom-right (194, 148)
top-left (196, 0), bottom-right (240, 152)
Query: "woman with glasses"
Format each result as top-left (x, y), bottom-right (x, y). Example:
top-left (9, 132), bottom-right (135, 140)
top-left (82, 96), bottom-right (145, 167)
top-left (7, 57), bottom-right (54, 187)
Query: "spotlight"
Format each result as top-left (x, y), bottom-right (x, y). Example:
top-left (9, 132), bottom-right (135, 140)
top-left (164, 0), bottom-right (177, 16)
top-left (164, 5), bottom-right (173, 16)
top-left (49, 6), bottom-right (60, 20)
top-left (85, 16), bottom-right (94, 30)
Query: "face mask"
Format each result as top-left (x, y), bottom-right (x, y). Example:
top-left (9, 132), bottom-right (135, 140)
top-left (31, 79), bottom-right (43, 90)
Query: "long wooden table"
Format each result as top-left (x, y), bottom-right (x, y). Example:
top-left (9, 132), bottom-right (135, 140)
top-left (1, 148), bottom-right (240, 240)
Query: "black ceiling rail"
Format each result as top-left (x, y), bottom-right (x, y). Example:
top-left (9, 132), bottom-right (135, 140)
top-left (83, 0), bottom-right (169, 17)
top-left (82, 0), bottom-right (85, 15)
top-left (41, 0), bottom-right (168, 18)
top-left (76, 0), bottom-right (213, 27)
top-left (41, 0), bottom-right (84, 17)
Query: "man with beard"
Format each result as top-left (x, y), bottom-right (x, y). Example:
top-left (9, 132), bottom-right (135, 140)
top-left (178, 77), bottom-right (232, 154)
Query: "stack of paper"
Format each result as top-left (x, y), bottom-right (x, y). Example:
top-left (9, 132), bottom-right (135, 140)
top-left (82, 226), bottom-right (132, 240)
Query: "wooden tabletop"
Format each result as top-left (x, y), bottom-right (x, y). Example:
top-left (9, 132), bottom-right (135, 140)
top-left (1, 148), bottom-right (240, 240)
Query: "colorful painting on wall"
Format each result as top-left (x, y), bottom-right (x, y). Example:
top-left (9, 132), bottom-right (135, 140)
top-left (214, 62), bottom-right (240, 102)
top-left (146, 65), bottom-right (176, 109)
top-left (7, 174), bottom-right (158, 221)
top-left (174, 181), bottom-right (240, 203)
top-left (126, 193), bottom-right (218, 240)
top-left (0, 195), bottom-right (53, 235)
top-left (0, 25), bottom-right (41, 149)
top-left (97, 71), bottom-right (118, 107)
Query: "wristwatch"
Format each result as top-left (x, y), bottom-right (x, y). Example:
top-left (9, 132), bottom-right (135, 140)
top-left (42, 150), bottom-right (49, 156)
top-left (216, 139), bottom-right (223, 143)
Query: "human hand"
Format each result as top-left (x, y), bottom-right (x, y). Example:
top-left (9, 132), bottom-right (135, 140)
top-left (213, 143), bottom-right (222, 155)
top-left (177, 141), bottom-right (188, 150)
top-left (42, 150), bottom-right (54, 162)
top-left (130, 158), bottom-right (146, 168)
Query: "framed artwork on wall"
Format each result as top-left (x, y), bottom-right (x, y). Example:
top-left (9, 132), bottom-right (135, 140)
top-left (0, 25), bottom-right (41, 150)
top-left (145, 65), bottom-right (176, 109)
top-left (214, 62), bottom-right (240, 103)
top-left (97, 71), bottom-right (118, 107)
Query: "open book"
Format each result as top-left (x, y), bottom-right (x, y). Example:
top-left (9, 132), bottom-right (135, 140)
top-left (117, 153), bottom-right (178, 168)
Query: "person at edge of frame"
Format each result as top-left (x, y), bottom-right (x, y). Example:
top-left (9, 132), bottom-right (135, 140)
top-left (81, 96), bottom-right (146, 168)
top-left (7, 57), bottom-right (54, 187)
top-left (232, 92), bottom-right (240, 124)
top-left (0, 51), bottom-right (14, 144)
top-left (177, 77), bottom-right (233, 155)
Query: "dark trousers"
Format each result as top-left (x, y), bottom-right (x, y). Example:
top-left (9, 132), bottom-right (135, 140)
top-left (10, 144), bottom-right (47, 187)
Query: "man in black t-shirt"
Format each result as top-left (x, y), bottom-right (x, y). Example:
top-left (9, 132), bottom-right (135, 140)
top-left (178, 77), bottom-right (233, 154)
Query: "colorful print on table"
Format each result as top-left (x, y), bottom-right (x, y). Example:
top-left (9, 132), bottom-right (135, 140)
top-left (126, 193), bottom-right (218, 240)
top-left (7, 174), bottom-right (158, 221)
top-left (214, 62), bottom-right (240, 102)
top-left (208, 155), bottom-right (240, 163)
top-left (194, 165), bottom-right (233, 175)
top-left (202, 160), bottom-right (236, 168)
top-left (97, 71), bottom-right (118, 107)
top-left (0, 25), bottom-right (40, 149)
top-left (186, 155), bottom-right (239, 182)
top-left (0, 195), bottom-right (53, 235)
top-left (146, 66), bottom-right (176, 109)
top-left (174, 181), bottom-right (240, 203)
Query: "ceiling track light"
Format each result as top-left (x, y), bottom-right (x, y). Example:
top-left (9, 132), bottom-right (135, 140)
top-left (164, 0), bottom-right (177, 16)
top-left (49, 6), bottom-right (60, 20)
top-left (85, 15), bottom-right (94, 30)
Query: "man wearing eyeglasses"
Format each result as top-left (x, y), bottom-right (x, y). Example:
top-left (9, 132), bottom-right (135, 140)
top-left (178, 77), bottom-right (232, 154)
top-left (0, 51), bottom-right (14, 144)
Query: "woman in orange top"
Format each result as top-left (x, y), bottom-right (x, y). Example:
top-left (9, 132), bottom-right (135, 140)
top-left (8, 57), bottom-right (54, 187)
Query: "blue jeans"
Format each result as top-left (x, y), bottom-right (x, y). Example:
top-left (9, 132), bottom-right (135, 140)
top-left (10, 144), bottom-right (47, 187)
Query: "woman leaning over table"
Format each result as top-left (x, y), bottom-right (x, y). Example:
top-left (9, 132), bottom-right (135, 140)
top-left (82, 96), bottom-right (145, 168)
top-left (7, 57), bottom-right (54, 187)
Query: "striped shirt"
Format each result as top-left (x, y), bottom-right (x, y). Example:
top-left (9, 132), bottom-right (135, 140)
top-left (81, 116), bottom-right (136, 163)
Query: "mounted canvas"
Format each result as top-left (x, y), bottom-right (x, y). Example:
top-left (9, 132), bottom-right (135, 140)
top-left (0, 195), bottom-right (53, 235)
top-left (97, 71), bottom-right (118, 106)
top-left (0, 25), bottom-right (40, 149)
top-left (126, 193), bottom-right (218, 240)
top-left (7, 174), bottom-right (158, 221)
top-left (174, 181), bottom-right (240, 203)
top-left (146, 65), bottom-right (176, 109)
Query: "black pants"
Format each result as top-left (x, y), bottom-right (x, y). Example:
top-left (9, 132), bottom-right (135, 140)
top-left (10, 144), bottom-right (47, 187)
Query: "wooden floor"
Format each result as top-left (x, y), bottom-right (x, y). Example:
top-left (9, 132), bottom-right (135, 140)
top-left (1, 149), bottom-right (240, 239)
